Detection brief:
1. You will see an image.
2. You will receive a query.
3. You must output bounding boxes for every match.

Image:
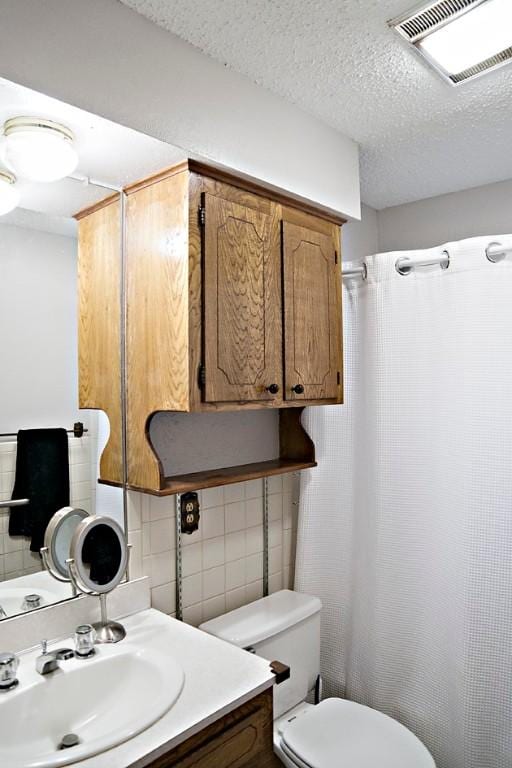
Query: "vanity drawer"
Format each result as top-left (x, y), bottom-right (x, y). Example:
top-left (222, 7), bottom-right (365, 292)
top-left (144, 688), bottom-right (279, 768)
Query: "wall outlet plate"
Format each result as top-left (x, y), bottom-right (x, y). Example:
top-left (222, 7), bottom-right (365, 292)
top-left (180, 492), bottom-right (200, 534)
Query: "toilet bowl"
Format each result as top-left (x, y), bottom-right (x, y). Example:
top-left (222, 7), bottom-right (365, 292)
top-left (274, 699), bottom-right (435, 768)
top-left (200, 590), bottom-right (435, 768)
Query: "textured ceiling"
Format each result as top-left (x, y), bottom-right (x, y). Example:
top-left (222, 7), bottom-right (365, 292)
top-left (119, 0), bottom-right (512, 209)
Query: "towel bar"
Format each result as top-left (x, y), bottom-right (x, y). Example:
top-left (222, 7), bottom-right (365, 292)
top-left (0, 422), bottom-right (88, 439)
top-left (0, 498), bottom-right (29, 509)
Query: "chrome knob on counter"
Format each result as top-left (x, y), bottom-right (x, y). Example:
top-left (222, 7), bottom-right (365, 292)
top-left (74, 624), bottom-right (96, 658)
top-left (0, 652), bottom-right (19, 691)
top-left (22, 593), bottom-right (42, 612)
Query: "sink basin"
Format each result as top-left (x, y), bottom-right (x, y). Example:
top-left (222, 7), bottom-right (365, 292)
top-left (0, 623), bottom-right (185, 767)
top-left (0, 572), bottom-right (74, 618)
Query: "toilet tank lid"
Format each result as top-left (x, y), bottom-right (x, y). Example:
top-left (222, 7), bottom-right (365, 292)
top-left (199, 589), bottom-right (322, 648)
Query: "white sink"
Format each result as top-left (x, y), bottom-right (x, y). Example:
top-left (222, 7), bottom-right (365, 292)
top-left (0, 571), bottom-right (73, 618)
top-left (0, 623), bottom-right (185, 767)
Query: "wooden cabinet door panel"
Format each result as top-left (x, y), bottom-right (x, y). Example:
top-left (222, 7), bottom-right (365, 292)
top-left (203, 192), bottom-right (281, 402)
top-left (282, 220), bottom-right (341, 401)
top-left (143, 690), bottom-right (279, 768)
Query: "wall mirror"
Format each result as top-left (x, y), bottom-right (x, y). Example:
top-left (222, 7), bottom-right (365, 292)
top-left (0, 76), bottom-right (185, 619)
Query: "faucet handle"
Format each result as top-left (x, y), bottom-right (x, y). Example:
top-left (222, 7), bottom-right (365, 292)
top-left (40, 639), bottom-right (48, 655)
top-left (74, 624), bottom-right (96, 658)
top-left (0, 652), bottom-right (19, 691)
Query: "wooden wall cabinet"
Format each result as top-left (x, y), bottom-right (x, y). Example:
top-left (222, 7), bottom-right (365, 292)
top-left (77, 161), bottom-right (344, 494)
top-left (77, 195), bottom-right (123, 485)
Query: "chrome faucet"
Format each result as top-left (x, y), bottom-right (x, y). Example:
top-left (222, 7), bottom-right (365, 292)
top-left (35, 640), bottom-right (74, 675)
top-left (0, 652), bottom-right (19, 691)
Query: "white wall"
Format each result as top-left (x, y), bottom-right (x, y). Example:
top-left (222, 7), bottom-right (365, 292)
top-left (0, 0), bottom-right (360, 220)
top-left (0, 222), bottom-right (79, 432)
top-left (342, 203), bottom-right (379, 261)
top-left (0, 221), bottom-right (124, 528)
top-left (378, 179), bottom-right (512, 252)
top-left (342, 180), bottom-right (512, 261)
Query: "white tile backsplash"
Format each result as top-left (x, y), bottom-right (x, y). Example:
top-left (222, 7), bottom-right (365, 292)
top-left (151, 581), bottom-right (176, 615)
top-left (182, 542), bottom-right (202, 577)
top-left (202, 536), bottom-right (225, 570)
top-left (225, 530), bottom-right (246, 562)
top-left (127, 475), bottom-right (299, 627)
top-left (226, 558), bottom-right (246, 591)
top-left (149, 517), bottom-right (175, 554)
top-left (201, 505), bottom-right (224, 540)
top-left (202, 565), bottom-right (225, 601)
top-left (201, 486), bottom-right (224, 509)
top-left (225, 501), bottom-right (246, 533)
top-left (223, 482), bottom-right (245, 504)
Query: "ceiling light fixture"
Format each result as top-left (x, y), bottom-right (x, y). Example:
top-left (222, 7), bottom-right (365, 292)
top-left (390, 0), bottom-right (512, 85)
top-left (0, 170), bottom-right (20, 216)
top-left (1, 117), bottom-right (79, 182)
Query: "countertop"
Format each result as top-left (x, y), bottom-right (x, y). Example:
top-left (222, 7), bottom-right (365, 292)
top-left (71, 608), bottom-right (275, 767)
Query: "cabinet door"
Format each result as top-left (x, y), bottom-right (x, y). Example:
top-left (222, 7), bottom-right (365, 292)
top-left (282, 220), bottom-right (342, 401)
top-left (203, 192), bottom-right (281, 403)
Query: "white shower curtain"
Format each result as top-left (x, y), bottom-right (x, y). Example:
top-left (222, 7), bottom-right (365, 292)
top-left (295, 235), bottom-right (512, 768)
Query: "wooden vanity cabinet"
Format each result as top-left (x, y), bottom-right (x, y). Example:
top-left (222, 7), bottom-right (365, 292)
top-left (77, 160), bottom-right (344, 493)
top-left (143, 689), bottom-right (279, 768)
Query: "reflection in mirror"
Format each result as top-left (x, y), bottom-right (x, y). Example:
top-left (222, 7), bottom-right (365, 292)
top-left (81, 522), bottom-right (123, 587)
top-left (0, 173), bottom-right (118, 619)
top-left (0, 76), bottom-right (185, 619)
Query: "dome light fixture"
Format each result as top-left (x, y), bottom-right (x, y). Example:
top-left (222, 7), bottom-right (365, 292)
top-left (0, 170), bottom-right (20, 216)
top-left (1, 117), bottom-right (78, 182)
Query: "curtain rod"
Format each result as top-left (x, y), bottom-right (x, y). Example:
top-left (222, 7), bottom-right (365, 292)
top-left (343, 242), bottom-right (512, 281)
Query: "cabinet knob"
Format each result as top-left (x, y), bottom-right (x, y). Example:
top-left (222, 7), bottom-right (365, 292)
top-left (291, 384), bottom-right (305, 395)
top-left (266, 383), bottom-right (280, 395)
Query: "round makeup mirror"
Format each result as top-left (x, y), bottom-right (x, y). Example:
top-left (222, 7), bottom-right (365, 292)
top-left (67, 515), bottom-right (129, 643)
top-left (41, 506), bottom-right (90, 583)
top-left (69, 516), bottom-right (127, 594)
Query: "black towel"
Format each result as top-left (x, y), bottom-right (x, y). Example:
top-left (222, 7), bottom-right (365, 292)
top-left (9, 428), bottom-right (70, 552)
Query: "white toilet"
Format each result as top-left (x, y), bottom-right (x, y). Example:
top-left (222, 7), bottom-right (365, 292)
top-left (200, 589), bottom-right (435, 768)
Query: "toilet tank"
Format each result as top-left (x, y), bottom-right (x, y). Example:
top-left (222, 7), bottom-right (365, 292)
top-left (200, 589), bottom-right (322, 717)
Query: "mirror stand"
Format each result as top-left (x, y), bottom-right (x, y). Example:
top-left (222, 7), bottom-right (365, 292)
top-left (65, 559), bottom-right (127, 643)
top-left (95, 593), bottom-right (126, 643)
top-left (40, 548), bottom-right (78, 596)
top-left (66, 515), bottom-right (130, 644)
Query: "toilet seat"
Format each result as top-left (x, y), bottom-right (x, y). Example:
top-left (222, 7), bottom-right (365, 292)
top-left (278, 698), bottom-right (435, 768)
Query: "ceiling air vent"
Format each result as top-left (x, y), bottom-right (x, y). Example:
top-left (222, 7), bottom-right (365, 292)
top-left (389, 0), bottom-right (512, 85)
top-left (394, 0), bottom-right (481, 42)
